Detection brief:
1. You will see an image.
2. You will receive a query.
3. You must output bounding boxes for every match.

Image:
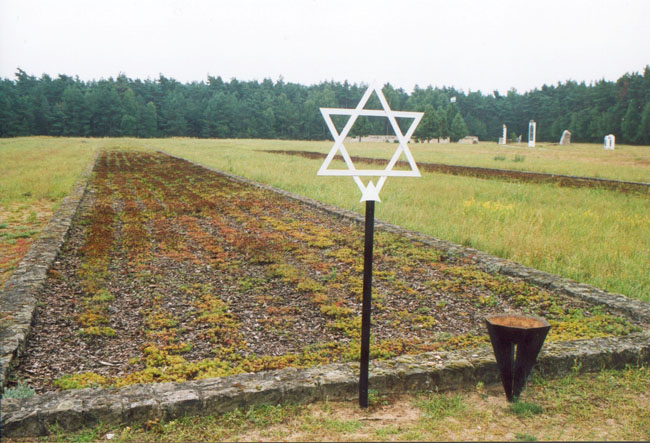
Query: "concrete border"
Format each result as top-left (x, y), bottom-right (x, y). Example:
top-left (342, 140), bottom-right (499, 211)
top-left (3, 332), bottom-right (649, 437)
top-left (1, 151), bottom-right (648, 437)
top-left (0, 152), bottom-right (98, 391)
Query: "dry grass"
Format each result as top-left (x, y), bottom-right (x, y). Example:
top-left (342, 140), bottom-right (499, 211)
top-left (0, 201), bottom-right (53, 286)
top-left (0, 137), bottom-right (99, 287)
top-left (130, 138), bottom-right (649, 301)
top-left (2, 136), bottom-right (647, 299)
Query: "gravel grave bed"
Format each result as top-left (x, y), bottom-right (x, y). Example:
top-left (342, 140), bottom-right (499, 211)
top-left (9, 151), bottom-right (641, 394)
top-left (264, 150), bottom-right (650, 195)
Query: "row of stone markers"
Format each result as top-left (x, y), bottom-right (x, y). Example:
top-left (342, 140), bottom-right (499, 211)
top-left (499, 121), bottom-right (616, 149)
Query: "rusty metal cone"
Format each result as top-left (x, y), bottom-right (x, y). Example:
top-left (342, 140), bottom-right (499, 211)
top-left (485, 314), bottom-right (551, 402)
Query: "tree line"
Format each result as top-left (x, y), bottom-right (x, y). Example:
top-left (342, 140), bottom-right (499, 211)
top-left (1, 67), bottom-right (649, 144)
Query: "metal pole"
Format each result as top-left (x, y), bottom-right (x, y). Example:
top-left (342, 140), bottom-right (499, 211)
top-left (359, 200), bottom-right (375, 408)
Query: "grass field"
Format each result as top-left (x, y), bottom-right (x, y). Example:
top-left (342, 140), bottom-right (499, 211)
top-left (215, 138), bottom-right (650, 183)
top-left (131, 138), bottom-right (649, 301)
top-left (0, 137), bottom-right (100, 286)
top-left (1, 137), bottom-right (648, 300)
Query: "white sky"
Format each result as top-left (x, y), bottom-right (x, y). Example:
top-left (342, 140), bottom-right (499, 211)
top-left (1, 0), bottom-right (649, 94)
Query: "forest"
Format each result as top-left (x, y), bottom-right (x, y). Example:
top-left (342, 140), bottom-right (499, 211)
top-left (1, 67), bottom-right (649, 144)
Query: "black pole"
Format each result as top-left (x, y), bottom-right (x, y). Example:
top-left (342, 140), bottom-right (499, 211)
top-left (359, 200), bottom-right (375, 408)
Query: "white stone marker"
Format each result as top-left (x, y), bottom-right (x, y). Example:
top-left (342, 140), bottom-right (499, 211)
top-left (499, 124), bottom-right (507, 145)
top-left (528, 120), bottom-right (536, 148)
top-left (559, 130), bottom-right (571, 145)
top-left (604, 134), bottom-right (615, 150)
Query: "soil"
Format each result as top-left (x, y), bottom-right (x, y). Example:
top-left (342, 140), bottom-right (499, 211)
top-left (265, 150), bottom-right (650, 195)
top-left (486, 315), bottom-right (548, 329)
top-left (9, 151), bottom-right (635, 393)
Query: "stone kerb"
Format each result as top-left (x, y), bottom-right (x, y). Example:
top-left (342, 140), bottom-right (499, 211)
top-left (2, 152), bottom-right (649, 437)
top-left (2, 331), bottom-right (649, 437)
top-left (0, 152), bottom-right (98, 391)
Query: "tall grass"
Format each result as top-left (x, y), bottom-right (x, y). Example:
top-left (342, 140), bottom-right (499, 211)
top-left (0, 137), bottom-right (100, 205)
top-left (212, 139), bottom-right (649, 183)
top-left (1, 137), bottom-right (648, 301)
top-left (140, 138), bottom-right (649, 301)
top-left (408, 141), bottom-right (650, 183)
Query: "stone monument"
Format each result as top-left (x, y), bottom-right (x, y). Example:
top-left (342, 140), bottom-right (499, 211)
top-left (559, 130), bottom-right (571, 145)
top-left (528, 120), bottom-right (536, 148)
top-left (604, 134), bottom-right (615, 150)
top-left (498, 124), bottom-right (507, 145)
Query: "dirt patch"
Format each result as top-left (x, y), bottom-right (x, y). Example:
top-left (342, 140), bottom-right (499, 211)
top-left (9, 151), bottom-right (640, 393)
top-left (0, 200), bottom-right (54, 287)
top-left (265, 150), bottom-right (650, 195)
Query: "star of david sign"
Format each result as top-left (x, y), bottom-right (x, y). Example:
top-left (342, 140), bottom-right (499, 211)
top-left (318, 83), bottom-right (423, 202)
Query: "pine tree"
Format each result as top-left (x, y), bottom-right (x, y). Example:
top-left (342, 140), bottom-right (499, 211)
top-left (89, 81), bottom-right (122, 136)
top-left (160, 90), bottom-right (187, 136)
top-left (450, 113), bottom-right (468, 142)
top-left (415, 105), bottom-right (436, 142)
top-left (621, 101), bottom-right (642, 144)
top-left (638, 101), bottom-right (650, 145)
top-left (120, 88), bottom-right (139, 136)
top-left (140, 102), bottom-right (158, 138)
top-left (436, 108), bottom-right (448, 141)
top-left (61, 86), bottom-right (89, 136)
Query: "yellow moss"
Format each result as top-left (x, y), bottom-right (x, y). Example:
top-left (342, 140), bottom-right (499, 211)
top-left (328, 317), bottom-right (362, 339)
top-left (413, 315), bottom-right (438, 329)
top-left (77, 311), bottom-right (109, 327)
top-left (548, 309), bottom-right (640, 341)
top-left (266, 263), bottom-right (301, 282)
top-left (78, 326), bottom-right (116, 337)
top-left (296, 278), bottom-right (324, 294)
top-left (53, 372), bottom-right (108, 390)
top-left (319, 303), bottom-right (354, 317)
top-left (145, 311), bottom-right (178, 329)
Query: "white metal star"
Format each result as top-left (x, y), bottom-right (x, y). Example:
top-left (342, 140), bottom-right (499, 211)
top-left (318, 83), bottom-right (423, 202)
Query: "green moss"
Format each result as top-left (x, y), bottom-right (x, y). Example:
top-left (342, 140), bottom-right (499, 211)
top-left (296, 278), bottom-right (324, 294)
top-left (90, 289), bottom-right (114, 303)
top-left (266, 263), bottom-right (301, 282)
top-left (53, 372), bottom-right (108, 390)
top-left (78, 326), bottom-right (116, 337)
top-left (548, 308), bottom-right (640, 341)
top-left (319, 303), bottom-right (354, 317)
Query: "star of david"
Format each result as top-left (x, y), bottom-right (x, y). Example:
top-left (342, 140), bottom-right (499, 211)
top-left (318, 83), bottom-right (423, 202)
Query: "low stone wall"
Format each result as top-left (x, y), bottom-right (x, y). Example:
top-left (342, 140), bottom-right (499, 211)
top-left (3, 331), bottom-right (649, 437)
top-left (2, 151), bottom-right (649, 437)
top-left (0, 153), bottom-right (97, 391)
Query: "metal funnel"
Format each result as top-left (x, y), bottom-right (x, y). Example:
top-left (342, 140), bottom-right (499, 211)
top-left (485, 314), bottom-right (551, 401)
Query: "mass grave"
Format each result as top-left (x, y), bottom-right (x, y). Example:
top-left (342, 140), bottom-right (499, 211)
top-left (267, 149), bottom-right (650, 194)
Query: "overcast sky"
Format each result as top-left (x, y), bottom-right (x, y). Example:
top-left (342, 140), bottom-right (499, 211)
top-left (1, 0), bottom-right (649, 94)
